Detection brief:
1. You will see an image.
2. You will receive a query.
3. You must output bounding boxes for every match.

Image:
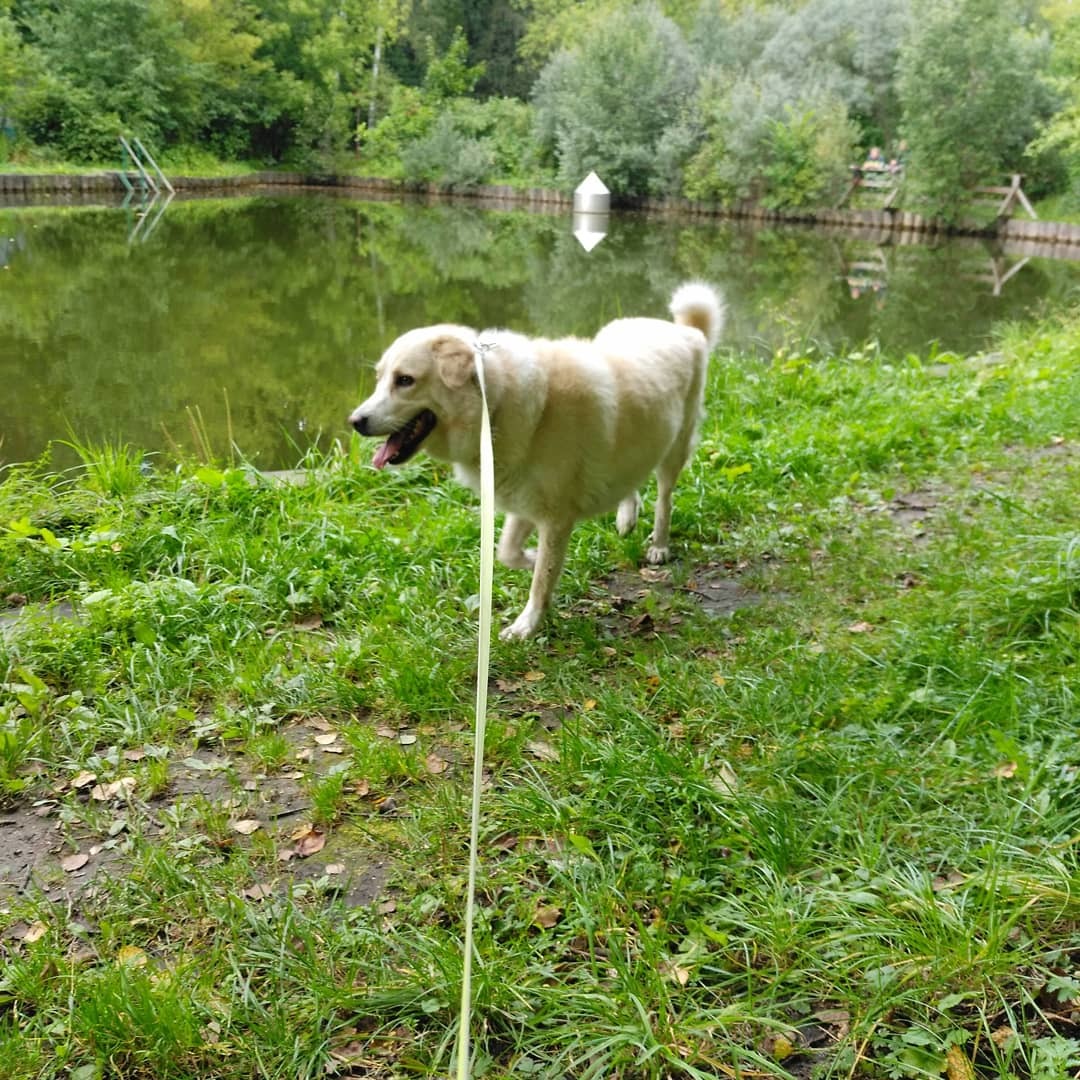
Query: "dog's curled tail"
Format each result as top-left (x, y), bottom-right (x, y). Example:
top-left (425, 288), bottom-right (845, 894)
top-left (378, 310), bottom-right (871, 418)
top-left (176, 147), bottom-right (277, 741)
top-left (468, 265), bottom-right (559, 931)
top-left (670, 282), bottom-right (724, 350)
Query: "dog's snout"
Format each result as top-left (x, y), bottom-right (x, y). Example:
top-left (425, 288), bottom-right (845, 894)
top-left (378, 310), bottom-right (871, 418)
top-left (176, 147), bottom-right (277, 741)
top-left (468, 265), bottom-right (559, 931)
top-left (350, 412), bottom-right (370, 435)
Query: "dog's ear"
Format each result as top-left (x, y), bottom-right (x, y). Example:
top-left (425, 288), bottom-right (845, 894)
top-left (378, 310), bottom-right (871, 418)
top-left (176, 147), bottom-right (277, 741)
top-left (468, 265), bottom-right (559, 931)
top-left (432, 336), bottom-right (475, 389)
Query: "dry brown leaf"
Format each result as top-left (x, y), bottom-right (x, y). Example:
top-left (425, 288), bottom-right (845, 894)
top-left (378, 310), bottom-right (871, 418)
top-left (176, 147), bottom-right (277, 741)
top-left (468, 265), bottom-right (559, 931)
top-left (532, 904), bottom-right (561, 929)
top-left (601, 646), bottom-right (617, 657)
top-left (525, 740), bottom-right (560, 762)
top-left (523, 670), bottom-right (546, 683)
top-left (122, 749), bottom-right (147, 762)
top-left (90, 777), bottom-right (137, 802)
top-left (847, 620), bottom-right (875, 634)
top-left (375, 726), bottom-right (397, 739)
top-left (295, 614), bottom-right (323, 631)
top-left (660, 960), bottom-right (691, 987)
top-left (398, 733), bottom-right (417, 746)
top-left (293, 826), bottom-right (326, 858)
top-left (70, 770), bottom-right (97, 790)
top-left (377, 899), bottom-right (398, 915)
top-left (22, 921), bottom-right (48, 944)
top-left (314, 732), bottom-right (339, 746)
top-left (425, 753), bottom-right (448, 774)
top-left (352, 778), bottom-right (371, 797)
top-left (945, 1045), bottom-right (975, 1080)
top-left (320, 744), bottom-right (344, 754)
top-left (61, 852), bottom-right (90, 873)
top-left (116, 944), bottom-right (148, 967)
top-left (243, 883), bottom-right (275, 901)
top-left (710, 763), bottom-right (739, 796)
top-left (232, 819), bottom-right (262, 836)
top-left (325, 862), bottom-right (346, 875)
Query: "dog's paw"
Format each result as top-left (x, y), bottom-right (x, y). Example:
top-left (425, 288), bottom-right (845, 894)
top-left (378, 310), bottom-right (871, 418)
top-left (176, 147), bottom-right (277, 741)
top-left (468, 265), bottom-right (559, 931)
top-left (497, 547), bottom-right (537, 570)
top-left (499, 607), bottom-right (543, 640)
top-left (645, 544), bottom-right (671, 565)
top-left (616, 494), bottom-right (642, 537)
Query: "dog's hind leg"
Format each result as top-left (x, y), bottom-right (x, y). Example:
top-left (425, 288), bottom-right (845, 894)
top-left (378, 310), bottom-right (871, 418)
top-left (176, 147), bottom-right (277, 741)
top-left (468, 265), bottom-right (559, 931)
top-left (616, 492), bottom-right (642, 536)
top-left (500, 523), bottom-right (572, 640)
top-left (497, 514), bottom-right (537, 569)
top-left (647, 447), bottom-right (692, 564)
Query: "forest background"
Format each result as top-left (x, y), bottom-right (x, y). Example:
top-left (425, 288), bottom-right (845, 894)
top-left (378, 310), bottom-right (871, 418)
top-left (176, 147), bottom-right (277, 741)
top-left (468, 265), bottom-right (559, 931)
top-left (2, 0), bottom-right (1080, 221)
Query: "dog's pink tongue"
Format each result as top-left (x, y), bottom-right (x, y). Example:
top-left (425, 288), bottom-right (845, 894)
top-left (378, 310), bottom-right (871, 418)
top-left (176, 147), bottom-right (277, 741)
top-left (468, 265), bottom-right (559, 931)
top-left (372, 441), bottom-right (394, 470)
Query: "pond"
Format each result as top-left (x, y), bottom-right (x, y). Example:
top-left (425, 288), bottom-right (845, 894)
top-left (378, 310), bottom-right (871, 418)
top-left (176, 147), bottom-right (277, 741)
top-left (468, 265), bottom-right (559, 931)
top-left (2, 192), bottom-right (1079, 470)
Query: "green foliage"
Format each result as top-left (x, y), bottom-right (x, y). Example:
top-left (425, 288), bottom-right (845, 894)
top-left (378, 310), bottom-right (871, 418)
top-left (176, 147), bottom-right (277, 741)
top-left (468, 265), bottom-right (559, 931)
top-left (898, 0), bottom-right (1053, 220)
top-left (532, 2), bottom-right (696, 195)
top-left (422, 26), bottom-right (484, 101)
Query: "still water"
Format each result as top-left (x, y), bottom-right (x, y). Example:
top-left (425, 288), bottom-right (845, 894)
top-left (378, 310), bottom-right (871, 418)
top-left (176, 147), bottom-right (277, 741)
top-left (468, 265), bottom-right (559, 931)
top-left (2, 193), bottom-right (1078, 469)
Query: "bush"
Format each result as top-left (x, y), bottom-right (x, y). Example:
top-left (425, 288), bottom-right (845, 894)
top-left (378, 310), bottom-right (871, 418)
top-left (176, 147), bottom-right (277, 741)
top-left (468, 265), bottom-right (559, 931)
top-left (401, 112), bottom-right (494, 187)
top-left (532, 2), bottom-right (697, 196)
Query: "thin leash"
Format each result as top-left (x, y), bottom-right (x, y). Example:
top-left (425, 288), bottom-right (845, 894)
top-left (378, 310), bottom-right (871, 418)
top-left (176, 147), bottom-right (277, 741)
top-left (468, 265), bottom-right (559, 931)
top-left (454, 338), bottom-right (497, 1080)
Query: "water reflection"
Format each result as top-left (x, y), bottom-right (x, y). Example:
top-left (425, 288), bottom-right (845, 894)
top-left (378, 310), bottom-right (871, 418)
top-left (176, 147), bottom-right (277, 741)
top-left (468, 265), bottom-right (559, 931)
top-left (1, 194), bottom-right (1078, 469)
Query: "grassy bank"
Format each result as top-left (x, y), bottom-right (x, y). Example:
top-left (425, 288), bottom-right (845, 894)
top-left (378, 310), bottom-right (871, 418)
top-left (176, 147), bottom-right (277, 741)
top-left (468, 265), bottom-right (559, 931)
top-left (2, 316), bottom-right (1080, 1079)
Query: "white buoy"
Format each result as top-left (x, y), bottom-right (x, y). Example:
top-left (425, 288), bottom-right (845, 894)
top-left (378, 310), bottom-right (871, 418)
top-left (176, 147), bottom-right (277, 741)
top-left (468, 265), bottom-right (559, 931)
top-left (573, 172), bottom-right (610, 251)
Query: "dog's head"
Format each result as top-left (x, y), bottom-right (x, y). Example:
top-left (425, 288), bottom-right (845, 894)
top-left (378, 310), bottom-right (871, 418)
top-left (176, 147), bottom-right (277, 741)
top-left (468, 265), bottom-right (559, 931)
top-left (348, 325), bottom-right (479, 469)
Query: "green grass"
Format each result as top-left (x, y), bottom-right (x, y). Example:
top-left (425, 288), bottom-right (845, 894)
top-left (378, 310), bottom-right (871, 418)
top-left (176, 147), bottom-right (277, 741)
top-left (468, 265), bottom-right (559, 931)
top-left (2, 313), bottom-right (1080, 1078)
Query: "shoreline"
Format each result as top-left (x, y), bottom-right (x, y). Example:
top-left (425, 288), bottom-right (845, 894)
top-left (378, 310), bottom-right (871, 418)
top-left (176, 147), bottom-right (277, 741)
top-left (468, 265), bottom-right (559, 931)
top-left (1, 168), bottom-right (1079, 256)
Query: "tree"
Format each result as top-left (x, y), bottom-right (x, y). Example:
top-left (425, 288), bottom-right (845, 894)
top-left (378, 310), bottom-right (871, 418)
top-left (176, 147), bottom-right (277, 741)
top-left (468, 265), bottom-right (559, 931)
top-left (897, 0), bottom-right (1052, 219)
top-left (532, 2), bottom-right (696, 195)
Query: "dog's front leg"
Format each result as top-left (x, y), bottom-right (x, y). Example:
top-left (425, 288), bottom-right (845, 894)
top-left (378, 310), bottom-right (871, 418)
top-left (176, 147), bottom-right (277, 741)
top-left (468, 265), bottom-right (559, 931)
top-left (497, 514), bottom-right (536, 569)
top-left (500, 523), bottom-right (571, 640)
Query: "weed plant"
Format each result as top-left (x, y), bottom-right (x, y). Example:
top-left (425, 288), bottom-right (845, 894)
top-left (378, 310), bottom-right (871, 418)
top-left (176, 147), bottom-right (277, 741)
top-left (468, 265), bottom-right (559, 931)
top-left (1, 312), bottom-right (1080, 1077)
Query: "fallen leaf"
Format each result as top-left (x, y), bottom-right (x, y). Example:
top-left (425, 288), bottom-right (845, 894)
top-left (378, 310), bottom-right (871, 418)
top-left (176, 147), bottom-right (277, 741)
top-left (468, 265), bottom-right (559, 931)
top-left (990, 1026), bottom-right (1015, 1048)
top-left (295, 614), bottom-right (323, 631)
top-left (116, 944), bottom-right (148, 967)
top-left (325, 863), bottom-right (346, 875)
top-left (523, 670), bottom-right (546, 683)
top-left (291, 825), bottom-right (326, 858)
top-left (398, 733), bottom-right (417, 746)
top-left (425, 753), bottom-right (448, 774)
top-left (495, 678), bottom-right (522, 692)
top-left (525, 740), bottom-right (560, 762)
top-left (320, 744), bottom-right (344, 754)
top-left (90, 776), bottom-right (137, 802)
top-left (352, 778), bottom-right (371, 797)
top-left (22, 921), bottom-right (48, 944)
top-left (532, 904), bottom-right (561, 929)
top-left (70, 770), bottom-right (97, 790)
top-left (61, 852), bottom-right (90, 873)
top-left (232, 819), bottom-right (262, 835)
top-left (710, 763), bottom-right (739, 796)
top-left (660, 960), bottom-right (691, 987)
top-left (945, 1045), bottom-right (975, 1080)
top-left (377, 899), bottom-right (398, 915)
top-left (295, 747), bottom-right (313, 763)
top-left (847, 620), bottom-right (875, 634)
top-left (314, 732), bottom-right (339, 746)
top-left (243, 883), bottom-right (275, 901)
top-left (375, 726), bottom-right (397, 739)
top-left (122, 749), bottom-right (147, 762)
top-left (601, 646), bottom-right (617, 657)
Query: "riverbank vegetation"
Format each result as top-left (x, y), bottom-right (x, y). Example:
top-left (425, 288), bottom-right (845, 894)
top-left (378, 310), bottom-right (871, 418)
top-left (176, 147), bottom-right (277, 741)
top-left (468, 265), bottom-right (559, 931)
top-left (2, 309), bottom-right (1080, 1076)
top-left (2, 1), bottom-right (1080, 218)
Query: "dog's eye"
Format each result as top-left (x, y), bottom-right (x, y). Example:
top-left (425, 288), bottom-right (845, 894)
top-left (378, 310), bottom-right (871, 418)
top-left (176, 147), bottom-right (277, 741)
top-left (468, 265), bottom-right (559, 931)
top-left (394, 374), bottom-right (415, 388)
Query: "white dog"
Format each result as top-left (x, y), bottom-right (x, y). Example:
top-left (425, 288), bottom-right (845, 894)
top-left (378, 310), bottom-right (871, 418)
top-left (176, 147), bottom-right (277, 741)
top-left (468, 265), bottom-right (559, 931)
top-left (349, 283), bottom-right (723, 639)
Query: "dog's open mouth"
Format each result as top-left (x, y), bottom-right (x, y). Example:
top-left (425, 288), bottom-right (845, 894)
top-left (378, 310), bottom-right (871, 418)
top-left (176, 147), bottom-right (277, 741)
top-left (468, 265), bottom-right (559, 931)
top-left (372, 409), bottom-right (437, 469)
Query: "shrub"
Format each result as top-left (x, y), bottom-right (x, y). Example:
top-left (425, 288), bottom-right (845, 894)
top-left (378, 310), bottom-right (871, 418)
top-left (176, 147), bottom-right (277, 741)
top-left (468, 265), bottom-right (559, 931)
top-left (532, 2), bottom-right (697, 195)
